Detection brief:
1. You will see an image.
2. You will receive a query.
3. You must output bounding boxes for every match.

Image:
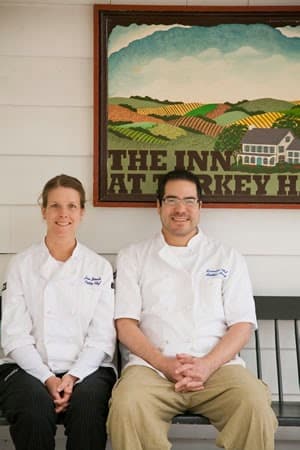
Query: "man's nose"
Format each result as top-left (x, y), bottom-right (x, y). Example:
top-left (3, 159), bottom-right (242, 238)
top-left (174, 200), bottom-right (187, 211)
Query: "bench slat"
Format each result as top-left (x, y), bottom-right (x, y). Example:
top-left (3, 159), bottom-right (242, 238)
top-left (272, 402), bottom-right (300, 427)
top-left (172, 414), bottom-right (210, 425)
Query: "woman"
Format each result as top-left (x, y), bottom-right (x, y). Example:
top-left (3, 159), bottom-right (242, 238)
top-left (0, 174), bottom-right (116, 450)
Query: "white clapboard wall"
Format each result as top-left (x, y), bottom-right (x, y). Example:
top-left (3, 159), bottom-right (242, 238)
top-left (0, 2), bottom-right (299, 448)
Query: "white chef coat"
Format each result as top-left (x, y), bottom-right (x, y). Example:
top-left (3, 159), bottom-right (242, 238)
top-left (115, 230), bottom-right (257, 373)
top-left (0, 240), bottom-right (116, 383)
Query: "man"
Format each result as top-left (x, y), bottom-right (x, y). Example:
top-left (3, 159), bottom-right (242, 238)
top-left (107, 169), bottom-right (277, 450)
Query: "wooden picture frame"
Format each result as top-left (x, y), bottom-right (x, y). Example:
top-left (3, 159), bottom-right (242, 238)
top-left (93, 4), bottom-right (300, 208)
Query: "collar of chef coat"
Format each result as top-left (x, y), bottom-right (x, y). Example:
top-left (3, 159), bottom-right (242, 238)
top-left (157, 228), bottom-right (204, 270)
top-left (39, 239), bottom-right (81, 281)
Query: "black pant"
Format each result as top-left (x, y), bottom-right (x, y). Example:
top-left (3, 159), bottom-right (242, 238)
top-left (0, 364), bottom-right (116, 450)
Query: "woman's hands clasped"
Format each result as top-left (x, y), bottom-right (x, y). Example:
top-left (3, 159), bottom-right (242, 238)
top-left (45, 374), bottom-right (79, 413)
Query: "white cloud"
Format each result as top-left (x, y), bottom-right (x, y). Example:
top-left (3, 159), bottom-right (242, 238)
top-left (109, 47), bottom-right (300, 103)
top-left (277, 26), bottom-right (300, 38)
top-left (108, 24), bottom-right (190, 56)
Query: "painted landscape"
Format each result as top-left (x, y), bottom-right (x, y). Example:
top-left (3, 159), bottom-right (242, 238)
top-left (102, 21), bottom-right (300, 201)
top-left (108, 96), bottom-right (300, 171)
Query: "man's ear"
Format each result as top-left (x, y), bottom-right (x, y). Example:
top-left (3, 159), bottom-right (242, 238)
top-left (156, 199), bottom-right (161, 214)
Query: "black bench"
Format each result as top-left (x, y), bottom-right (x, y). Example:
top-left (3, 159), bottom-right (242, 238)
top-left (0, 296), bottom-right (299, 429)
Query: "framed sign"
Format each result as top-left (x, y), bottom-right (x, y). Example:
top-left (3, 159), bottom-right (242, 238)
top-left (93, 5), bottom-right (300, 208)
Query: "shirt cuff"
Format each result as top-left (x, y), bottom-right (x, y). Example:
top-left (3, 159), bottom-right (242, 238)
top-left (9, 346), bottom-right (54, 384)
top-left (67, 348), bottom-right (105, 382)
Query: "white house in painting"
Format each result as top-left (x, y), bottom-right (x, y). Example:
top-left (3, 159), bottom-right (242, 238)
top-left (286, 136), bottom-right (300, 165)
top-left (238, 128), bottom-right (300, 167)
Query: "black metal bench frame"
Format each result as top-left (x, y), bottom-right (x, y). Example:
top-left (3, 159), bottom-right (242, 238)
top-left (0, 296), bottom-right (299, 429)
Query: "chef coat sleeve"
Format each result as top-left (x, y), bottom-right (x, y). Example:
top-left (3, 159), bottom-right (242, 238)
top-left (9, 346), bottom-right (54, 383)
top-left (67, 260), bottom-right (116, 381)
top-left (114, 247), bottom-right (142, 321)
top-left (1, 256), bottom-right (55, 383)
top-left (223, 249), bottom-right (257, 329)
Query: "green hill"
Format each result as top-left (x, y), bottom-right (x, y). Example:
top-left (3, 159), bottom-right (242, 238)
top-left (235, 98), bottom-right (294, 113)
top-left (109, 97), bottom-right (165, 109)
top-left (186, 103), bottom-right (217, 117)
top-left (215, 111), bottom-right (248, 126)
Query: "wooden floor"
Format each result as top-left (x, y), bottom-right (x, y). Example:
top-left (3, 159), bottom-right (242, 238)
top-left (0, 425), bottom-right (299, 449)
top-left (1, 438), bottom-right (299, 449)
top-left (0, 439), bottom-right (299, 449)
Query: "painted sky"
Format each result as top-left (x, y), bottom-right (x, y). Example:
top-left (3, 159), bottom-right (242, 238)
top-left (108, 23), bottom-right (300, 103)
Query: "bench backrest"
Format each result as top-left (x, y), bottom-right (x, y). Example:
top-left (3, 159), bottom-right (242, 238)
top-left (254, 296), bottom-right (300, 405)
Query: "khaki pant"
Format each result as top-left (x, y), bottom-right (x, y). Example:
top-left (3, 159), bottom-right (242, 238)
top-left (107, 364), bottom-right (277, 450)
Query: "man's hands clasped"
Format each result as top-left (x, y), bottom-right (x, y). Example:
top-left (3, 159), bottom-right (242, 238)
top-left (159, 353), bottom-right (215, 393)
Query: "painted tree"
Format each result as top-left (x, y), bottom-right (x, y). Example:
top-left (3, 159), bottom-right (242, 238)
top-left (214, 124), bottom-right (248, 162)
top-left (272, 116), bottom-right (300, 138)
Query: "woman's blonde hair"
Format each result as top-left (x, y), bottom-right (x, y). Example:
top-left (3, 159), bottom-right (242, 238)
top-left (39, 174), bottom-right (86, 208)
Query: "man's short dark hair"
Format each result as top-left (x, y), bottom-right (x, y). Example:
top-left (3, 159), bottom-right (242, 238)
top-left (156, 169), bottom-right (202, 205)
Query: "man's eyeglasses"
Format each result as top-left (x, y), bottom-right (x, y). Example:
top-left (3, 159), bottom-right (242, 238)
top-left (162, 196), bottom-right (200, 207)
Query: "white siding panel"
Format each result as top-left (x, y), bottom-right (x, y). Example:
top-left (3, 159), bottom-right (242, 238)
top-left (0, 1), bottom-right (107, 4)
top-left (11, 205), bottom-right (45, 252)
top-left (0, 0), bottom-right (185, 5)
top-left (0, 155), bottom-right (92, 204)
top-left (0, 254), bottom-right (12, 287)
top-left (0, 207), bottom-right (11, 252)
top-left (113, 0), bottom-right (186, 4)
top-left (0, 56), bottom-right (92, 107)
top-left (0, 5), bottom-right (92, 58)
top-left (0, 106), bottom-right (92, 156)
top-left (77, 204), bottom-right (161, 253)
top-left (250, 0), bottom-right (300, 5)
top-left (246, 255), bottom-right (300, 295)
top-left (201, 208), bottom-right (300, 255)
top-left (187, 0), bottom-right (248, 5)
top-left (0, 1), bottom-right (299, 6)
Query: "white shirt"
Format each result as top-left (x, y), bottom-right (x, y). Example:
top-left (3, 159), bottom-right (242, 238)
top-left (115, 230), bottom-right (257, 373)
top-left (1, 241), bottom-right (116, 383)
